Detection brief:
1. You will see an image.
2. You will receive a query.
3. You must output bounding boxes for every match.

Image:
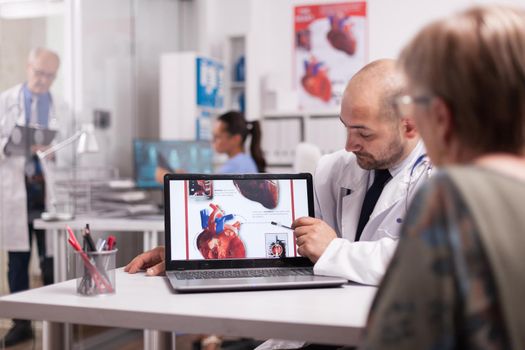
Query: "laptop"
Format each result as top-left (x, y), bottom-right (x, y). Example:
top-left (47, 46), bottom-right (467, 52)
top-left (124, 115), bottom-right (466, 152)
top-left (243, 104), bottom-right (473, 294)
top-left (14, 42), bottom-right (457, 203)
top-left (163, 173), bottom-right (347, 293)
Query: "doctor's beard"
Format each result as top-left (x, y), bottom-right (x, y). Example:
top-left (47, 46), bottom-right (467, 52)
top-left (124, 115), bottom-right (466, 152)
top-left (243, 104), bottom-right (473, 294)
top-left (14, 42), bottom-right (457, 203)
top-left (354, 135), bottom-right (406, 171)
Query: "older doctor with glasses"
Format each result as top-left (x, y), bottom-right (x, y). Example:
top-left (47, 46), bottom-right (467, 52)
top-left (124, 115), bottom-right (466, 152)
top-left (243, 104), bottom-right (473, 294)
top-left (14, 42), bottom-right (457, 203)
top-left (0, 47), bottom-right (61, 347)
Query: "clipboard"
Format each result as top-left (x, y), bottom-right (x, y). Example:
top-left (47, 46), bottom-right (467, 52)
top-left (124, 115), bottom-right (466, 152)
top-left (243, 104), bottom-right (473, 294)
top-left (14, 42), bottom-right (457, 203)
top-left (4, 124), bottom-right (57, 156)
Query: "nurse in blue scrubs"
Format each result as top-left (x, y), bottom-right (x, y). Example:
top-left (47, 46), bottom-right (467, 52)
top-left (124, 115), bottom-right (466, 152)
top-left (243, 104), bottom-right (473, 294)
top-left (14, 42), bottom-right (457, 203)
top-left (213, 111), bottom-right (266, 173)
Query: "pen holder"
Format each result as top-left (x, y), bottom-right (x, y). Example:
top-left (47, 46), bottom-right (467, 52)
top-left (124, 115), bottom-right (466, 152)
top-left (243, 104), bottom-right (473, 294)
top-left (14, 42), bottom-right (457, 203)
top-left (74, 249), bottom-right (117, 296)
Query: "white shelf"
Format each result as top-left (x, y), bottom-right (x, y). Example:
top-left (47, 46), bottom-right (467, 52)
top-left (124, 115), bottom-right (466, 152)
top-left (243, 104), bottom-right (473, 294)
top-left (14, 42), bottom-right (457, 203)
top-left (261, 110), bottom-right (345, 167)
top-left (225, 35), bottom-right (247, 112)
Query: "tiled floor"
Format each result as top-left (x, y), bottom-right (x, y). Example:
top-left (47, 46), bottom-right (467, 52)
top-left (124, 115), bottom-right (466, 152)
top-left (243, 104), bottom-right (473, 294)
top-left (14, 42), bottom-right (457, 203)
top-left (0, 322), bottom-right (41, 350)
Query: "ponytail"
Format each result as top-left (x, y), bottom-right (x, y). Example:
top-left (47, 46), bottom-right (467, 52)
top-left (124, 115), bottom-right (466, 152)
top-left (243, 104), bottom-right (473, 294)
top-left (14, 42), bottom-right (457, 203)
top-left (247, 121), bottom-right (266, 172)
top-left (218, 111), bottom-right (267, 173)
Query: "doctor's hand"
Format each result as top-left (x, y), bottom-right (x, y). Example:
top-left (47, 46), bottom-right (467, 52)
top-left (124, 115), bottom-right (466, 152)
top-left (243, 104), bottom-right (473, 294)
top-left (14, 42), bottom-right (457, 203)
top-left (124, 246), bottom-right (166, 276)
top-left (31, 144), bottom-right (49, 153)
top-left (293, 217), bottom-right (337, 263)
top-left (31, 144), bottom-right (54, 159)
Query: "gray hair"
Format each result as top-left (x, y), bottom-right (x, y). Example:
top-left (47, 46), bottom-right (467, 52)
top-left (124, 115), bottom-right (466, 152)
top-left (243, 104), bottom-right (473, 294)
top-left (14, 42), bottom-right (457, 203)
top-left (400, 5), bottom-right (525, 154)
top-left (28, 47), bottom-right (60, 65)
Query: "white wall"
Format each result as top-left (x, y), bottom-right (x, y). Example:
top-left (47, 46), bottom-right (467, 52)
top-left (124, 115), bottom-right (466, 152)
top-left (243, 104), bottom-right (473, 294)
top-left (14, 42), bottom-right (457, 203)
top-left (75, 0), bottom-right (180, 176)
top-left (45, 15), bottom-right (65, 97)
top-left (194, 0), bottom-right (251, 59)
top-left (75, 0), bottom-right (134, 174)
top-left (135, 0), bottom-right (180, 139)
top-left (0, 18), bottom-right (47, 91)
top-left (228, 0), bottom-right (525, 117)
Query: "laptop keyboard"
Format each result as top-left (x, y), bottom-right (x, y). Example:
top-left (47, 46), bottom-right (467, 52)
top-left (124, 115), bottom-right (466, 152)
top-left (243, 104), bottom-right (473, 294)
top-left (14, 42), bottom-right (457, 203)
top-left (173, 268), bottom-right (314, 280)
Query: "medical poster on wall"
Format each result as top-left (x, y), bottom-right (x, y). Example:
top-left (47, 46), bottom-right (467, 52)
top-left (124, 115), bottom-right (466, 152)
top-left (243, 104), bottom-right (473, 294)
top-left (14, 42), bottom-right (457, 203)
top-left (294, 1), bottom-right (367, 110)
top-left (196, 57), bottom-right (224, 109)
top-left (195, 56), bottom-right (224, 140)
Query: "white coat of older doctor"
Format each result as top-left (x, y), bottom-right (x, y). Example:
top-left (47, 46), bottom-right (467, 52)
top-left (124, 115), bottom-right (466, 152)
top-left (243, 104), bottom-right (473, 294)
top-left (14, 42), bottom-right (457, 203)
top-left (0, 83), bottom-right (60, 253)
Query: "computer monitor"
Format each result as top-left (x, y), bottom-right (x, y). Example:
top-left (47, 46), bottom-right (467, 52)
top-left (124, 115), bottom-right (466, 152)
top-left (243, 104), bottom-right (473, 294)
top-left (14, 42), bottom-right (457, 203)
top-left (133, 139), bottom-right (214, 189)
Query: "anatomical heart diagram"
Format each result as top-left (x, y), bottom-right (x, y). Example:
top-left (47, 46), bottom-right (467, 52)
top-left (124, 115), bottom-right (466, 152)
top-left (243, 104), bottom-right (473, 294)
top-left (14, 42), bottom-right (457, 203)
top-left (326, 14), bottom-right (356, 56)
top-left (196, 203), bottom-right (246, 259)
top-left (294, 2), bottom-right (366, 109)
top-left (301, 57), bottom-right (332, 103)
top-left (233, 179), bottom-right (279, 209)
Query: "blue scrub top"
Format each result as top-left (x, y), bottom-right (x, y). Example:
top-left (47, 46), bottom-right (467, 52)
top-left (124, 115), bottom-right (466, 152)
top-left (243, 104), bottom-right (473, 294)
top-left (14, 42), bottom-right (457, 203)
top-left (219, 153), bottom-right (258, 173)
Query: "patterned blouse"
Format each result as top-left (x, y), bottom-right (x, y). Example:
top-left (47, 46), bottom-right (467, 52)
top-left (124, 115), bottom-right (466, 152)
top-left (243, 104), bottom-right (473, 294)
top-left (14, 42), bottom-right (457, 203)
top-left (363, 171), bottom-right (511, 350)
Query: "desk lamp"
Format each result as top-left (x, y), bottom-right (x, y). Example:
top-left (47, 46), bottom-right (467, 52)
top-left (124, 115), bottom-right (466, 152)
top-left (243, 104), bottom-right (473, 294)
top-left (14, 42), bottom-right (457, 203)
top-left (37, 124), bottom-right (99, 220)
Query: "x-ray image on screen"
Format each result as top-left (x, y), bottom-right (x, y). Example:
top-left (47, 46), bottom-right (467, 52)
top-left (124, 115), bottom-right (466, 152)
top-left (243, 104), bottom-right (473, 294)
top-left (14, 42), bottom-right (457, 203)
top-left (133, 139), bottom-right (213, 189)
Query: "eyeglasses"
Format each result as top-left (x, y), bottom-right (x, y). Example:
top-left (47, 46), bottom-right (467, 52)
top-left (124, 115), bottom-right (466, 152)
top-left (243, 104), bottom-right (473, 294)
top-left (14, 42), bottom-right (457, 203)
top-left (31, 66), bottom-right (56, 80)
top-left (393, 94), bottom-right (433, 118)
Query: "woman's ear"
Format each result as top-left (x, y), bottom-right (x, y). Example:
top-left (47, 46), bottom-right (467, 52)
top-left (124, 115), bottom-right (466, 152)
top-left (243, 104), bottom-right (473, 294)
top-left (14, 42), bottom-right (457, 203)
top-left (431, 97), bottom-right (455, 146)
top-left (231, 133), bottom-right (243, 147)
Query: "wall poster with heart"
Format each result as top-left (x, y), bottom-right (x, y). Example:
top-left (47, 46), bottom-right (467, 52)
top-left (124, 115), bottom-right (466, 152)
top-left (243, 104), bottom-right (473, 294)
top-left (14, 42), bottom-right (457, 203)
top-left (294, 1), bottom-right (367, 110)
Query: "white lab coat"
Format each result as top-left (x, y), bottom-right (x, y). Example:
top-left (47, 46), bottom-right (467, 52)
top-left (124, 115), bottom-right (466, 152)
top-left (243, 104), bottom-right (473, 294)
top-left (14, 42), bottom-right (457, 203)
top-left (0, 84), bottom-right (68, 252)
top-left (313, 141), bottom-right (429, 285)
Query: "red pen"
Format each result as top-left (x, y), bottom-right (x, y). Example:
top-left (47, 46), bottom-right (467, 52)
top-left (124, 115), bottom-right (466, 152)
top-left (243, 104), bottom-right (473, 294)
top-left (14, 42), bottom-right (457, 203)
top-left (106, 235), bottom-right (116, 251)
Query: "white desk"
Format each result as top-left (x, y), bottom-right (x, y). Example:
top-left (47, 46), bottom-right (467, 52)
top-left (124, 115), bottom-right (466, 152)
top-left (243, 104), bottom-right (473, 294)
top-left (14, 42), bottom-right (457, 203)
top-left (33, 217), bottom-right (165, 349)
top-left (34, 217), bottom-right (164, 283)
top-left (0, 269), bottom-right (377, 349)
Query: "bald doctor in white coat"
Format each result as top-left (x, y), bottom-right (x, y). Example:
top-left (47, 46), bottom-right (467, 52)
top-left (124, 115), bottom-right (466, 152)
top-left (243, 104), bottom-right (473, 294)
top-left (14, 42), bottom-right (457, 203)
top-left (255, 60), bottom-right (432, 350)
top-left (293, 59), bottom-right (431, 287)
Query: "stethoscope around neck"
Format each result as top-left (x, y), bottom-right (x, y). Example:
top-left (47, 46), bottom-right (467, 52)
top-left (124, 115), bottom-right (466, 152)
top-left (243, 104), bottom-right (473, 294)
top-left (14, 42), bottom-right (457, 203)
top-left (410, 154), bottom-right (431, 177)
top-left (6, 85), bottom-right (56, 126)
top-left (395, 153), bottom-right (433, 224)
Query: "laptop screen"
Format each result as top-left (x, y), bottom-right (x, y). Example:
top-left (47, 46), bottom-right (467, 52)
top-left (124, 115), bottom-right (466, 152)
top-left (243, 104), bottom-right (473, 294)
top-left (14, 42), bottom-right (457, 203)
top-left (164, 174), bottom-right (314, 269)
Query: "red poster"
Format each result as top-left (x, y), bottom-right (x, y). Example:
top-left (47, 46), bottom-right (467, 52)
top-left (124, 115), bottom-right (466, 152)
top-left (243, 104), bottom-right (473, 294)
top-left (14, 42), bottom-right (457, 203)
top-left (294, 1), bottom-right (367, 110)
